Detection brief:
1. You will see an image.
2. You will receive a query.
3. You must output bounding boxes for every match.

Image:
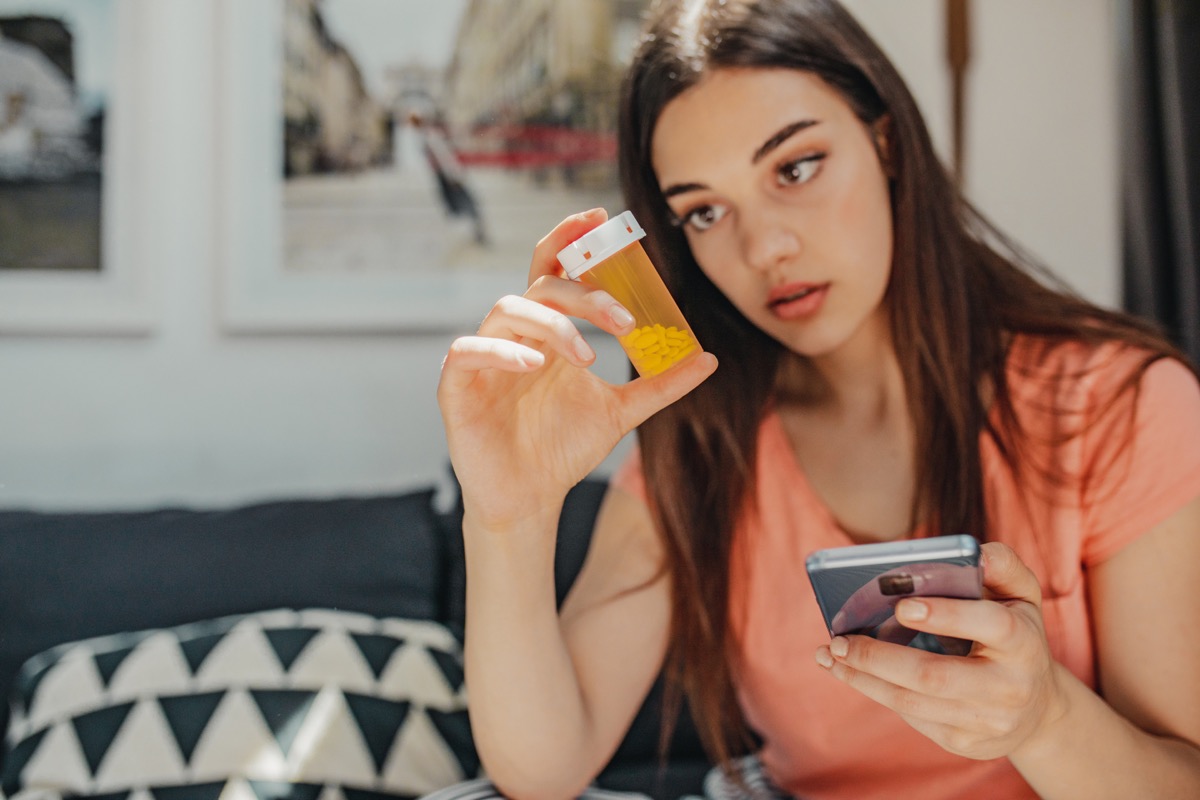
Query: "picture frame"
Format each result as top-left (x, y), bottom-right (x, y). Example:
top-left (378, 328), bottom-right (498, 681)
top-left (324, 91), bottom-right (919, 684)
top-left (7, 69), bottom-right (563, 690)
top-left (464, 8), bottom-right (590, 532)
top-left (0, 0), bottom-right (153, 335)
top-left (217, 0), bottom-right (642, 333)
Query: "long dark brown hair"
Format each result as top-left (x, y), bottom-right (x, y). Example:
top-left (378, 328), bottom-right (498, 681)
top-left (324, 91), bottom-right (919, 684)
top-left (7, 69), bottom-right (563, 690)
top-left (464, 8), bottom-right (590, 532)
top-left (617, 0), bottom-right (1191, 767)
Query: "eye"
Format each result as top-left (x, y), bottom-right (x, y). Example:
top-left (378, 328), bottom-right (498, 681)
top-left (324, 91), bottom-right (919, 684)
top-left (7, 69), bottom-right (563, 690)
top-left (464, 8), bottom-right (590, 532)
top-left (675, 203), bottom-right (729, 232)
top-left (777, 154), bottom-right (826, 187)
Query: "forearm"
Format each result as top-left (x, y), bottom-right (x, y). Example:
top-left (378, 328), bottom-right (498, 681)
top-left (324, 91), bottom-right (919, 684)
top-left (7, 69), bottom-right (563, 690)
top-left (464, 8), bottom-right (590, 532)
top-left (462, 508), bottom-right (601, 800)
top-left (1011, 663), bottom-right (1200, 799)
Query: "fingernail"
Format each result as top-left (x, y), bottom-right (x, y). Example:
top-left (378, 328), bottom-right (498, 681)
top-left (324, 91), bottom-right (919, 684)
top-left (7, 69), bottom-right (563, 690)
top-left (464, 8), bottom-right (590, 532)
top-left (610, 306), bottom-right (635, 329)
top-left (815, 649), bottom-right (834, 668)
top-left (573, 336), bottom-right (594, 362)
top-left (898, 600), bottom-right (928, 621)
top-left (830, 637), bottom-right (849, 658)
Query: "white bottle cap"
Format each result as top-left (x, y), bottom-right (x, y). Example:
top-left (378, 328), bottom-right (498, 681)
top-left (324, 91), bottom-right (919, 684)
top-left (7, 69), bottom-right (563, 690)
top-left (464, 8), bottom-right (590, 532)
top-left (555, 211), bottom-right (646, 280)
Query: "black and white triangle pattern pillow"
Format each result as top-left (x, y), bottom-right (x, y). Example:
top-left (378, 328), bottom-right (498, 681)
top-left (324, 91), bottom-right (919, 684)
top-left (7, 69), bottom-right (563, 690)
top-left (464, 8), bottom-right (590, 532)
top-left (1, 608), bottom-right (478, 800)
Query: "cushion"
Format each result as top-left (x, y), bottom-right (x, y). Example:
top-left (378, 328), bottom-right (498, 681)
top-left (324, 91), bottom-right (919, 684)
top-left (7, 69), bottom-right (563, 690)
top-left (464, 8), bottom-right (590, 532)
top-left (1, 608), bottom-right (476, 799)
top-left (0, 490), bottom-right (447, 740)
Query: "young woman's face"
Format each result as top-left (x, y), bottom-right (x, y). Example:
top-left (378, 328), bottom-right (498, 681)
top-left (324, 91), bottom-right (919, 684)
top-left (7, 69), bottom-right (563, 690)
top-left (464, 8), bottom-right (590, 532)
top-left (651, 67), bottom-right (894, 360)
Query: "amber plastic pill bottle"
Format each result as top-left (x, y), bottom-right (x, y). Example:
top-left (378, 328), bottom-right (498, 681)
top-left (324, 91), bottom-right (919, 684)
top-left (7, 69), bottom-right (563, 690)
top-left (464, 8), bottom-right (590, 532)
top-left (556, 211), bottom-right (702, 378)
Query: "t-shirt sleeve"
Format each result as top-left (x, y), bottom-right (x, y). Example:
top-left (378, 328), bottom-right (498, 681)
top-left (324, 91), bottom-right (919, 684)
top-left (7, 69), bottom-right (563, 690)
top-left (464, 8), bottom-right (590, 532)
top-left (1081, 356), bottom-right (1200, 565)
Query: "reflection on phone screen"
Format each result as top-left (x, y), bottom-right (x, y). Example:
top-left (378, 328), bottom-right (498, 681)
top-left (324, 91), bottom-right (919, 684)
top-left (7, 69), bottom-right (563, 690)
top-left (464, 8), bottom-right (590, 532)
top-left (826, 562), bottom-right (979, 655)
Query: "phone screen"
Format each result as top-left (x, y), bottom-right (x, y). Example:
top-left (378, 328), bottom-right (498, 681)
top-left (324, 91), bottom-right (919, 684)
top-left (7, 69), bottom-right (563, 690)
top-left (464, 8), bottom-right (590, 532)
top-left (805, 534), bottom-right (981, 654)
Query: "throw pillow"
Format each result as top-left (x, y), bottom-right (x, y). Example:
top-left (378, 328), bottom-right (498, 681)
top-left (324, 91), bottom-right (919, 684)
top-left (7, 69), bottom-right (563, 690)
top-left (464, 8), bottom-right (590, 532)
top-left (1, 608), bottom-right (477, 800)
top-left (0, 489), bottom-right (448, 743)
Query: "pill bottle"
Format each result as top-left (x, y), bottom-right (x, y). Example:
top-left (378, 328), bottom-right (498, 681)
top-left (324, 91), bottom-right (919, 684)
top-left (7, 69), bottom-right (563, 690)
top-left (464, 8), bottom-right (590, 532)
top-left (556, 211), bottom-right (702, 378)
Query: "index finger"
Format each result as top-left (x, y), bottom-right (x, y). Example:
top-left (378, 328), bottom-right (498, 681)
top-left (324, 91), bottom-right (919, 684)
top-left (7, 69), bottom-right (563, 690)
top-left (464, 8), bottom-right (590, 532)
top-left (528, 208), bottom-right (609, 287)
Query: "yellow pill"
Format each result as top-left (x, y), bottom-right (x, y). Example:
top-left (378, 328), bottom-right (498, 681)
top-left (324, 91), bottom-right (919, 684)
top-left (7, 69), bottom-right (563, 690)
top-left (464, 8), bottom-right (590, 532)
top-left (633, 330), bottom-right (658, 349)
top-left (620, 325), bottom-right (700, 376)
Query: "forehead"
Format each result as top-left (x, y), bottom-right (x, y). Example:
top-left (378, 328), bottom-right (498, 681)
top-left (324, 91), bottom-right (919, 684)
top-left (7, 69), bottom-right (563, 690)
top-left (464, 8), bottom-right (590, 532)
top-left (651, 67), bottom-right (856, 179)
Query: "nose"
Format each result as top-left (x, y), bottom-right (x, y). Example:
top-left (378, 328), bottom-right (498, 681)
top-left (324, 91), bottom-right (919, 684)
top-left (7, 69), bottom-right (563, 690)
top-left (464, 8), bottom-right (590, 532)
top-left (739, 210), bottom-right (802, 276)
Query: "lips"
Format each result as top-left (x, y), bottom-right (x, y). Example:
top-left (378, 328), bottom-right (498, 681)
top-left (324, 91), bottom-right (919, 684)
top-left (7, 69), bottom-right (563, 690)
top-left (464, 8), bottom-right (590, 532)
top-left (767, 281), bottom-right (829, 319)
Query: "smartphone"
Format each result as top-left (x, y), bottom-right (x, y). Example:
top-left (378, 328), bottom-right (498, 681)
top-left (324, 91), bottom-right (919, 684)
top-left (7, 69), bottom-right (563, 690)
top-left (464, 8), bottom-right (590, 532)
top-left (805, 534), bottom-right (982, 654)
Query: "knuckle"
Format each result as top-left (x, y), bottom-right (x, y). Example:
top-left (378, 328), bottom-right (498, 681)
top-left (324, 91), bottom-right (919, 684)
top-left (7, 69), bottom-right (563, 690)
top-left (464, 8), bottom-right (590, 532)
top-left (992, 606), bottom-right (1021, 644)
top-left (495, 293), bottom-right (525, 314)
top-left (989, 711), bottom-right (1021, 739)
top-left (583, 287), bottom-right (616, 312)
top-left (915, 659), bottom-right (952, 695)
top-left (443, 338), bottom-right (470, 362)
top-left (944, 728), bottom-right (979, 756)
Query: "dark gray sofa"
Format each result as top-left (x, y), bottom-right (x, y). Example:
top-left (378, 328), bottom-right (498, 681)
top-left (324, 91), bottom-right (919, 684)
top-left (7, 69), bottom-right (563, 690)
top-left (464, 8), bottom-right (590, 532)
top-left (0, 476), bottom-right (711, 799)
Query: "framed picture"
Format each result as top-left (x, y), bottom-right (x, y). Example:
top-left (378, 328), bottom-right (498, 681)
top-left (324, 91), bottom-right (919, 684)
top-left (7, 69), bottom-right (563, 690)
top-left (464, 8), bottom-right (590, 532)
top-left (218, 0), bottom-right (649, 333)
top-left (0, 0), bottom-right (152, 335)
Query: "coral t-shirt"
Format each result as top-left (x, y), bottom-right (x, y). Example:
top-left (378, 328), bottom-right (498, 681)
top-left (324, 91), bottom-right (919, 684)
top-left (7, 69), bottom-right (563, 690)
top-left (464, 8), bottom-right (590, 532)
top-left (612, 340), bottom-right (1200, 800)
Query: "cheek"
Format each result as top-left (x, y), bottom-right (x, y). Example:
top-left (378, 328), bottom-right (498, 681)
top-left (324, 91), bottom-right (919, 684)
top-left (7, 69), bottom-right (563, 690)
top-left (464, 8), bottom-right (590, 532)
top-left (691, 243), bottom-right (761, 315)
top-left (829, 171), bottom-right (894, 284)
top-left (686, 234), bottom-right (730, 288)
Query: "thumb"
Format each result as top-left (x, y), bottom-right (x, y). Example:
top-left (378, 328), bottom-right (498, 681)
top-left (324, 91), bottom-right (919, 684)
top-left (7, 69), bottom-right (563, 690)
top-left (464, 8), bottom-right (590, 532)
top-left (980, 542), bottom-right (1042, 608)
top-left (616, 352), bottom-right (718, 432)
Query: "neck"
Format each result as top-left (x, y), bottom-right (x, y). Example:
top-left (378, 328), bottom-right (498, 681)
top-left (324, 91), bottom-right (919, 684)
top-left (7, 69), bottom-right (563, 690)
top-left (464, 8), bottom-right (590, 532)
top-left (776, 313), bottom-right (907, 428)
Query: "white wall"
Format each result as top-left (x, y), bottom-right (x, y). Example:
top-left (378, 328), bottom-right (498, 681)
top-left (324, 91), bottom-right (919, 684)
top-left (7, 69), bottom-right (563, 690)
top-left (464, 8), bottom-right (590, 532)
top-left (964, 0), bottom-right (1119, 305)
top-left (844, 0), bottom-right (1120, 306)
top-left (0, 0), bottom-right (1120, 510)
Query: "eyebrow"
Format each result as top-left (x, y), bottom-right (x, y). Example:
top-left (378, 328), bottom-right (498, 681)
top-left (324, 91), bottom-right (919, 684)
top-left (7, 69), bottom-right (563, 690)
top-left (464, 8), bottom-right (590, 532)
top-left (753, 119), bottom-right (820, 164)
top-left (661, 118), bottom-right (822, 200)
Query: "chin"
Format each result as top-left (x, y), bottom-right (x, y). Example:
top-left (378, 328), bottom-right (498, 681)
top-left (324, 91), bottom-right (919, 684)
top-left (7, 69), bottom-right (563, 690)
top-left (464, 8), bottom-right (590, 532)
top-left (773, 330), bottom-right (844, 360)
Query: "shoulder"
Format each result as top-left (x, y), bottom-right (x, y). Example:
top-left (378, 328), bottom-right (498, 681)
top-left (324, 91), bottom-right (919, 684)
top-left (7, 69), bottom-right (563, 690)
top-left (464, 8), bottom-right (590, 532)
top-left (1022, 337), bottom-right (1200, 564)
top-left (1004, 334), bottom-right (1199, 418)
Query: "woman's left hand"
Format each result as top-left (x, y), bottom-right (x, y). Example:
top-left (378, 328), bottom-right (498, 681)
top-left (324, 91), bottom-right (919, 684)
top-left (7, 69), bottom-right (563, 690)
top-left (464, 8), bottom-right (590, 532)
top-left (815, 542), bottom-right (1069, 760)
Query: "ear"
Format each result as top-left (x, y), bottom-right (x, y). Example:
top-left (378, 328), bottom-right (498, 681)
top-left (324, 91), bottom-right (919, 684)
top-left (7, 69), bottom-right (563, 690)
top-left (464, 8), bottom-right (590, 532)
top-left (873, 114), bottom-right (896, 178)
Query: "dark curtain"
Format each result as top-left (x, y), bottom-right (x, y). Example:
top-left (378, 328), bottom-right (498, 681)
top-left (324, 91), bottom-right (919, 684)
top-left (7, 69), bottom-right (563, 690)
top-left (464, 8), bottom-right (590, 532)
top-left (1119, 0), bottom-right (1200, 364)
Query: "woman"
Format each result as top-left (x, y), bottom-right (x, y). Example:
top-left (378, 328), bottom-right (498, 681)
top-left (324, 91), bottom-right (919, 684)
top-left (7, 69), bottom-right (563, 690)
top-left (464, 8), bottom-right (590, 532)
top-left (436, 1), bottom-right (1200, 798)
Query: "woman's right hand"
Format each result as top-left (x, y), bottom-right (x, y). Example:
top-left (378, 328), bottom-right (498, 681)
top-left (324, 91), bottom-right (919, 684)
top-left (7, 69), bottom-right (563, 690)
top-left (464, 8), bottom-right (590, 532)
top-left (438, 208), bottom-right (717, 532)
